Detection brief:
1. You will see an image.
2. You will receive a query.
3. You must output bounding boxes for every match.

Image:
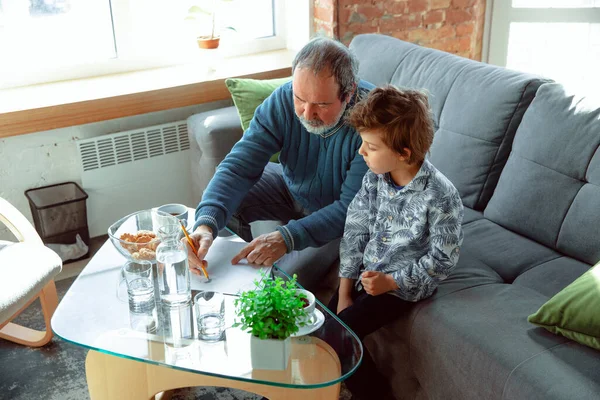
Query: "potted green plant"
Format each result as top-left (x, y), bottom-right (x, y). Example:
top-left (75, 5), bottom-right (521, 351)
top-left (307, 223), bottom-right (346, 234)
top-left (185, 0), bottom-right (235, 49)
top-left (234, 272), bottom-right (309, 370)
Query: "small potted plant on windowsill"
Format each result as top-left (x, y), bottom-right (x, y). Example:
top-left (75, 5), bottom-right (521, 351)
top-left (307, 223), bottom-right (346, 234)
top-left (185, 0), bottom-right (235, 50)
top-left (234, 272), bottom-right (309, 370)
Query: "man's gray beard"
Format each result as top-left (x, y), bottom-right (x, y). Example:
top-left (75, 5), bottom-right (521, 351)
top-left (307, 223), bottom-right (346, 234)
top-left (298, 101), bottom-right (347, 135)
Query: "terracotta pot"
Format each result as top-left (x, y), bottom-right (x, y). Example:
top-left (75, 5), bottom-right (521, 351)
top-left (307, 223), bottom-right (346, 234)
top-left (197, 36), bottom-right (220, 49)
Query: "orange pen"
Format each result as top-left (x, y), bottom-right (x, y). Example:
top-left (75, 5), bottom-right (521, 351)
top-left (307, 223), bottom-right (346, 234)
top-left (179, 222), bottom-right (210, 280)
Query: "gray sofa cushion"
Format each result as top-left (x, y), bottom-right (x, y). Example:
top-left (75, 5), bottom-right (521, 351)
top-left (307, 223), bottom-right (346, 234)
top-left (512, 256), bottom-right (591, 298)
top-left (410, 284), bottom-right (574, 400)
top-left (502, 341), bottom-right (600, 399)
top-left (461, 219), bottom-right (561, 282)
top-left (557, 182), bottom-right (600, 265)
top-left (350, 34), bottom-right (547, 211)
top-left (485, 83), bottom-right (600, 264)
top-left (187, 106), bottom-right (243, 204)
top-left (431, 247), bottom-right (504, 298)
top-left (462, 207), bottom-right (484, 225)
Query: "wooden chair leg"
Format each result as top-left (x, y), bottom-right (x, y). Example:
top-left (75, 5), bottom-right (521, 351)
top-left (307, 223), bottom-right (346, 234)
top-left (0, 280), bottom-right (59, 347)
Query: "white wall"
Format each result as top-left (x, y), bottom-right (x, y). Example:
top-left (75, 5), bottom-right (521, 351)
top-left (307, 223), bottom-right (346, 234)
top-left (0, 100), bottom-right (231, 241)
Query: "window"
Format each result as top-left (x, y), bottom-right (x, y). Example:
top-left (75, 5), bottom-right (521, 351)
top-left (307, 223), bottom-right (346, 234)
top-left (488, 1), bottom-right (600, 94)
top-left (0, 0), bottom-right (285, 89)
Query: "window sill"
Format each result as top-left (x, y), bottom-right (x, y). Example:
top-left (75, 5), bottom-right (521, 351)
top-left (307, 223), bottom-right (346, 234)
top-left (0, 49), bottom-right (295, 139)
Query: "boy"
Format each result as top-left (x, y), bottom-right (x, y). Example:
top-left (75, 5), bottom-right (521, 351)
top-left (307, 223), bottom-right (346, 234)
top-left (332, 85), bottom-right (464, 400)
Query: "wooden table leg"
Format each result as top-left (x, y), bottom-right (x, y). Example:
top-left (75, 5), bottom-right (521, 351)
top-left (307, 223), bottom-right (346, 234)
top-left (86, 350), bottom-right (340, 400)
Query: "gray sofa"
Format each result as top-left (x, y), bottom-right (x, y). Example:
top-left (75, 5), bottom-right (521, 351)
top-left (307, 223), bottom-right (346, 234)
top-left (188, 34), bottom-right (600, 399)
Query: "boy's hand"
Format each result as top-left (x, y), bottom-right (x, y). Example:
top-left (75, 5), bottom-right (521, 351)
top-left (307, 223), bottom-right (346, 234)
top-left (361, 271), bottom-right (398, 296)
top-left (337, 295), bottom-right (354, 314)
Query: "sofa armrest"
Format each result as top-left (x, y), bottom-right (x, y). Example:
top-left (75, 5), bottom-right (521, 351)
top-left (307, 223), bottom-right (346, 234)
top-left (187, 106), bottom-right (244, 205)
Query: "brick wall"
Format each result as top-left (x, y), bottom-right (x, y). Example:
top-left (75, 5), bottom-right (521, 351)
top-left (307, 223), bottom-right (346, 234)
top-left (313, 0), bottom-right (486, 60)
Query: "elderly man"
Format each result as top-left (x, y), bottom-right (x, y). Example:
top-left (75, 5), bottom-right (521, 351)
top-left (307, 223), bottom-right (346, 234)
top-left (189, 37), bottom-right (373, 289)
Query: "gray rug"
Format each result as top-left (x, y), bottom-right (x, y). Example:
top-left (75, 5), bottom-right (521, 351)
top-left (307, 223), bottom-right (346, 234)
top-left (0, 277), bottom-right (351, 400)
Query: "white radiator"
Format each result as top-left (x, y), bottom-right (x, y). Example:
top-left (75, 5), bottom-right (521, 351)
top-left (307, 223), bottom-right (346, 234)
top-left (78, 121), bottom-right (194, 238)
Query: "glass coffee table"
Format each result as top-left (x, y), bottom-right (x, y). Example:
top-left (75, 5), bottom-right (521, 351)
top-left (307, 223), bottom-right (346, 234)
top-left (51, 234), bottom-right (362, 400)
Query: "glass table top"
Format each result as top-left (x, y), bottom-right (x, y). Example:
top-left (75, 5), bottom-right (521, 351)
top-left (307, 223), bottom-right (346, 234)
top-left (51, 234), bottom-right (363, 389)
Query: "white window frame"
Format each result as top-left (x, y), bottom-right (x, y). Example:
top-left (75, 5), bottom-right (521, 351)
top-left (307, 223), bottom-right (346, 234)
top-left (0, 0), bottom-right (289, 90)
top-left (487, 1), bottom-right (600, 66)
top-left (219, 0), bottom-right (287, 57)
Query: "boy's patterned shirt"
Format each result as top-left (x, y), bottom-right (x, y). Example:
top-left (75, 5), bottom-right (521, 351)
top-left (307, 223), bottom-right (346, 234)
top-left (339, 160), bottom-right (464, 302)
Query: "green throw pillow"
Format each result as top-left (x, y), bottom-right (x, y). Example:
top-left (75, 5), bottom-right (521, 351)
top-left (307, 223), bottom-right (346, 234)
top-left (225, 77), bottom-right (291, 163)
top-left (528, 261), bottom-right (600, 350)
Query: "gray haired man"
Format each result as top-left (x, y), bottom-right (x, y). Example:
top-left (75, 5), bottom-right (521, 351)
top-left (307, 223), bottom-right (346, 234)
top-left (189, 37), bottom-right (374, 290)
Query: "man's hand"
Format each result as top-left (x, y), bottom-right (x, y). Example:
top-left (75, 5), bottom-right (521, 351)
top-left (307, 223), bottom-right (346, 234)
top-left (186, 225), bottom-right (214, 276)
top-left (360, 271), bottom-right (398, 296)
top-left (337, 294), bottom-right (354, 314)
top-left (231, 231), bottom-right (287, 266)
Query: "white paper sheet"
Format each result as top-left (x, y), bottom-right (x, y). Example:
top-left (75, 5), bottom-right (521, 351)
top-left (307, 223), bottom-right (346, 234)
top-left (190, 236), bottom-right (271, 295)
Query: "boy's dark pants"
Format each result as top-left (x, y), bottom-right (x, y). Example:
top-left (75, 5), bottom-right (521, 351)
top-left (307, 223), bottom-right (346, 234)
top-left (328, 287), bottom-right (411, 400)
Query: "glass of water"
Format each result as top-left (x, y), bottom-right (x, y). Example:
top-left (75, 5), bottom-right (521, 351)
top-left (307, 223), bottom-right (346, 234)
top-left (157, 233), bottom-right (191, 305)
top-left (122, 259), bottom-right (157, 333)
top-left (122, 260), bottom-right (154, 310)
top-left (194, 291), bottom-right (225, 341)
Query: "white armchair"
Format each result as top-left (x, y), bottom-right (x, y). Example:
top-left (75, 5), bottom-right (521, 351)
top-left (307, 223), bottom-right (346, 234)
top-left (0, 197), bottom-right (62, 347)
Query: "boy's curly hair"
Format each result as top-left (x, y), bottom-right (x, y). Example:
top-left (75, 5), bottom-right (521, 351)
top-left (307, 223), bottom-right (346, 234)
top-left (347, 85), bottom-right (434, 164)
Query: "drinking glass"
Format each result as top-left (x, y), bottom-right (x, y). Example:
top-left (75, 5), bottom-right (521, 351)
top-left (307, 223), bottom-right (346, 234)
top-left (194, 291), bottom-right (225, 341)
top-left (122, 260), bottom-right (154, 311)
top-left (157, 203), bottom-right (188, 224)
top-left (157, 225), bottom-right (191, 305)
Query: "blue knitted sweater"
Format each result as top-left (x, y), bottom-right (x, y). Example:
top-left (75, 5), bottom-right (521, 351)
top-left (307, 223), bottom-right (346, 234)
top-left (194, 80), bottom-right (373, 251)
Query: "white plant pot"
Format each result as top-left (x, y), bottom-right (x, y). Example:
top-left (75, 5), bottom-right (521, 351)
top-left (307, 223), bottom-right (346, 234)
top-left (250, 335), bottom-right (291, 370)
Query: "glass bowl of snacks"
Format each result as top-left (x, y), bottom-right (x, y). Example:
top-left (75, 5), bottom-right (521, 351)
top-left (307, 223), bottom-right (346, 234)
top-left (108, 209), bottom-right (180, 263)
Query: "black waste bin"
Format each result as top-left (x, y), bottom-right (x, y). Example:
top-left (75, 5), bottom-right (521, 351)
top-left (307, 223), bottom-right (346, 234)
top-left (25, 182), bottom-right (90, 261)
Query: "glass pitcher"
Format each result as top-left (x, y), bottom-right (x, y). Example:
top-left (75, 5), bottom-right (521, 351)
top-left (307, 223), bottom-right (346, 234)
top-left (156, 224), bottom-right (191, 305)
